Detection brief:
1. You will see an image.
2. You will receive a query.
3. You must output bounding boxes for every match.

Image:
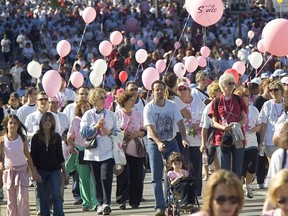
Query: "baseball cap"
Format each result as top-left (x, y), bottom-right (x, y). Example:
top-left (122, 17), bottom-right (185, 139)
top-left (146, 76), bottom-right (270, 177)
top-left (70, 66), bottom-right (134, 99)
top-left (250, 77), bottom-right (262, 85)
top-left (281, 76), bottom-right (288, 85)
top-left (271, 69), bottom-right (286, 78)
top-left (260, 71), bottom-right (270, 79)
top-left (177, 82), bottom-right (190, 88)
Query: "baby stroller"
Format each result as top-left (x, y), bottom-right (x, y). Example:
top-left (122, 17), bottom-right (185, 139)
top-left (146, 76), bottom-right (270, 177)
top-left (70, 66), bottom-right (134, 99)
top-left (163, 154), bottom-right (200, 216)
top-left (166, 176), bottom-right (200, 216)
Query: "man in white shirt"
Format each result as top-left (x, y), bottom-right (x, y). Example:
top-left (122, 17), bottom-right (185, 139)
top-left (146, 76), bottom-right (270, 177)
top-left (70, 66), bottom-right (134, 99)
top-left (10, 59), bottom-right (23, 91)
top-left (191, 71), bottom-right (209, 103)
top-left (56, 76), bottom-right (77, 111)
top-left (143, 80), bottom-right (189, 216)
top-left (17, 87), bottom-right (38, 124)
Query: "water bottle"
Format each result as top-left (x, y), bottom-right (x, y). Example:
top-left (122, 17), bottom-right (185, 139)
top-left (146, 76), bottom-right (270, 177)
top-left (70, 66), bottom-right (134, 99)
top-left (202, 152), bottom-right (208, 165)
top-left (259, 145), bottom-right (266, 157)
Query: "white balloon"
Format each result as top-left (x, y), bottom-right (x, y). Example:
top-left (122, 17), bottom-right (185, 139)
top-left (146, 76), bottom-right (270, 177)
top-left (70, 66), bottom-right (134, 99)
top-left (89, 71), bottom-right (103, 87)
top-left (173, 62), bottom-right (186, 78)
top-left (27, 61), bottom-right (42, 78)
top-left (135, 49), bottom-right (148, 64)
top-left (248, 52), bottom-right (263, 69)
top-left (93, 59), bottom-right (108, 75)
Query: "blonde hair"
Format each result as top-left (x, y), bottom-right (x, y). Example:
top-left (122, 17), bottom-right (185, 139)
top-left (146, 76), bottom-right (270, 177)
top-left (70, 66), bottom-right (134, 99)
top-left (267, 169), bottom-right (288, 206)
top-left (88, 88), bottom-right (106, 107)
top-left (196, 71), bottom-right (208, 83)
top-left (259, 78), bottom-right (272, 94)
top-left (269, 80), bottom-right (284, 93)
top-left (234, 87), bottom-right (250, 98)
top-left (219, 73), bottom-right (235, 92)
top-left (207, 80), bottom-right (221, 99)
top-left (202, 170), bottom-right (244, 215)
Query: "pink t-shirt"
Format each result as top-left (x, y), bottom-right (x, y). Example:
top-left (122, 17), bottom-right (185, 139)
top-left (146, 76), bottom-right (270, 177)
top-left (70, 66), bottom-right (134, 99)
top-left (115, 109), bottom-right (144, 157)
top-left (4, 135), bottom-right (27, 168)
top-left (68, 116), bottom-right (85, 147)
top-left (167, 169), bottom-right (189, 181)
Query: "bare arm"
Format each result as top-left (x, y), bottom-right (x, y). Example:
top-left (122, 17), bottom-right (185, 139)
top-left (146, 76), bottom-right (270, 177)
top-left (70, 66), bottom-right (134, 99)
top-left (146, 125), bottom-right (165, 152)
top-left (180, 108), bottom-right (192, 120)
top-left (259, 123), bottom-right (267, 146)
top-left (177, 120), bottom-right (189, 148)
top-left (200, 128), bottom-right (208, 153)
top-left (239, 111), bottom-right (247, 126)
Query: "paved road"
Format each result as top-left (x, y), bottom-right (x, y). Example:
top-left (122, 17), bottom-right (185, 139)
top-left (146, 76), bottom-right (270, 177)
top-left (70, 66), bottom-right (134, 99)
top-left (0, 173), bottom-right (265, 216)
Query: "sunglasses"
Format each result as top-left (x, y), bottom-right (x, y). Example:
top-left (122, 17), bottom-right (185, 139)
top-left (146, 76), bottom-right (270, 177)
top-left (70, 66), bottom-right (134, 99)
top-left (227, 82), bottom-right (235, 86)
top-left (178, 87), bottom-right (187, 92)
top-left (38, 98), bottom-right (48, 102)
top-left (270, 88), bottom-right (280, 92)
top-left (215, 195), bottom-right (240, 205)
top-left (98, 96), bottom-right (106, 100)
top-left (277, 197), bottom-right (288, 205)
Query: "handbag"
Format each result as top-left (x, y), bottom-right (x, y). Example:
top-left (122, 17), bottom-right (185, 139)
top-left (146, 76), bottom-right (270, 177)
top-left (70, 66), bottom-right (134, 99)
top-left (78, 150), bottom-right (89, 165)
top-left (85, 130), bottom-right (100, 149)
top-left (112, 130), bottom-right (126, 166)
top-left (221, 132), bottom-right (234, 153)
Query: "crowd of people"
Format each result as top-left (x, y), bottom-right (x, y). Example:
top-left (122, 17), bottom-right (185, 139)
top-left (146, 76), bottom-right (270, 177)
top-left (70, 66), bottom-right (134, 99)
top-left (0, 0), bottom-right (288, 216)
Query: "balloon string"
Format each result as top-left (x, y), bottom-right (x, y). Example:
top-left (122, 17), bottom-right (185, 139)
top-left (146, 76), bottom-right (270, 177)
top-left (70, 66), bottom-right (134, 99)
top-left (203, 27), bottom-right (207, 46)
top-left (164, 14), bottom-right (190, 74)
top-left (134, 64), bottom-right (141, 81)
top-left (255, 55), bottom-right (273, 77)
top-left (67, 24), bottom-right (87, 87)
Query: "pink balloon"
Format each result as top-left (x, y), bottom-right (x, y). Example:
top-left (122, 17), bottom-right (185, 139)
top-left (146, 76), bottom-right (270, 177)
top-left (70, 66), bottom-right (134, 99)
top-left (142, 67), bottom-right (160, 90)
top-left (224, 68), bottom-right (239, 83)
top-left (153, 37), bottom-right (159, 44)
top-left (232, 61), bottom-right (246, 75)
top-left (70, 71), bottom-right (84, 88)
top-left (110, 31), bottom-right (123, 46)
top-left (189, 0), bottom-right (224, 27)
top-left (155, 59), bottom-right (166, 73)
top-left (135, 49), bottom-right (147, 64)
top-left (42, 70), bottom-right (62, 97)
top-left (185, 56), bottom-right (198, 73)
top-left (99, 40), bottom-right (113, 57)
top-left (125, 18), bottom-right (140, 33)
top-left (174, 41), bottom-right (181, 50)
top-left (197, 56), bottom-right (207, 67)
top-left (130, 37), bottom-right (136, 44)
top-left (235, 38), bottom-right (243, 47)
top-left (140, 1), bottom-right (150, 12)
top-left (200, 46), bottom-right (211, 58)
top-left (56, 40), bottom-right (71, 57)
top-left (137, 40), bottom-right (144, 47)
top-left (173, 62), bottom-right (186, 78)
top-left (82, 7), bottom-right (97, 24)
top-left (257, 39), bottom-right (266, 53)
top-left (262, 18), bottom-right (288, 57)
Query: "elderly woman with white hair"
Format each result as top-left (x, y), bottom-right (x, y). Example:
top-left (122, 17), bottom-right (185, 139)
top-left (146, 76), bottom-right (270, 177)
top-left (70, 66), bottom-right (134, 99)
top-left (208, 73), bottom-right (248, 178)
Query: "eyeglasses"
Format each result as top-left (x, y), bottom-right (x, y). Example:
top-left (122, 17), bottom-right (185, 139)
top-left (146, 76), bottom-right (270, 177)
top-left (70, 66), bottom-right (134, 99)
top-left (215, 195), bottom-right (240, 205)
top-left (178, 87), bottom-right (187, 92)
top-left (129, 88), bottom-right (138, 92)
top-left (38, 98), bottom-right (48, 102)
top-left (270, 88), bottom-right (280, 92)
top-left (277, 197), bottom-right (288, 205)
top-left (226, 82), bottom-right (235, 86)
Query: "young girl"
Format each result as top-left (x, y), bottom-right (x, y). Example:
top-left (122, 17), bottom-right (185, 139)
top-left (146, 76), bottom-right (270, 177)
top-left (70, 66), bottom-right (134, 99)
top-left (30, 112), bottom-right (69, 216)
top-left (0, 114), bottom-right (40, 216)
top-left (167, 152), bottom-right (196, 209)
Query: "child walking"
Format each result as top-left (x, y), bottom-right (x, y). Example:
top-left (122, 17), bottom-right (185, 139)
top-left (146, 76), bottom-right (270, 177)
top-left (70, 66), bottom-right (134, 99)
top-left (167, 152), bottom-right (196, 209)
top-left (0, 114), bottom-right (41, 216)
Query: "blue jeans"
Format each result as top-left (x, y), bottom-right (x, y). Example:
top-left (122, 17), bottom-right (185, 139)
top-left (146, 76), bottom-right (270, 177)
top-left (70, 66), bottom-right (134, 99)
top-left (37, 170), bottom-right (64, 216)
top-left (148, 138), bottom-right (179, 211)
top-left (216, 145), bottom-right (245, 178)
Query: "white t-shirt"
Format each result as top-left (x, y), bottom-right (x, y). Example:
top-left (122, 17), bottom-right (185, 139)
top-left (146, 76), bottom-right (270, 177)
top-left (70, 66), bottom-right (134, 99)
top-left (55, 111), bottom-right (69, 136)
top-left (245, 105), bottom-right (260, 149)
top-left (63, 102), bottom-right (76, 124)
top-left (17, 103), bottom-right (38, 124)
top-left (258, 100), bottom-right (284, 146)
top-left (185, 97), bottom-right (206, 146)
top-left (56, 88), bottom-right (77, 108)
top-left (143, 99), bottom-right (182, 141)
top-left (274, 112), bottom-right (288, 138)
top-left (200, 103), bottom-right (212, 129)
top-left (191, 88), bottom-right (208, 102)
top-left (266, 148), bottom-right (288, 186)
top-left (172, 96), bottom-right (186, 133)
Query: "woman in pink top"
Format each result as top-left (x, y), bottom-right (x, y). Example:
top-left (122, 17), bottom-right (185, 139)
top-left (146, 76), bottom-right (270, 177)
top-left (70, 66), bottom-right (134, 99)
top-left (0, 114), bottom-right (40, 216)
top-left (67, 100), bottom-right (98, 211)
top-left (115, 91), bottom-right (147, 210)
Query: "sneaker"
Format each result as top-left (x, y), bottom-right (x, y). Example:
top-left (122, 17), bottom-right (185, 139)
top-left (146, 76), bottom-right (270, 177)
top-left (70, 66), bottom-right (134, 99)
top-left (73, 199), bottom-right (83, 205)
top-left (246, 187), bottom-right (254, 198)
top-left (258, 184), bottom-right (264, 189)
top-left (102, 205), bottom-right (111, 215)
top-left (96, 205), bottom-right (103, 215)
top-left (119, 202), bottom-right (126, 210)
top-left (154, 208), bottom-right (165, 216)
